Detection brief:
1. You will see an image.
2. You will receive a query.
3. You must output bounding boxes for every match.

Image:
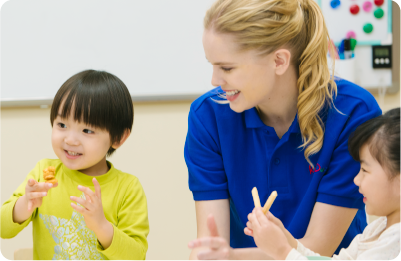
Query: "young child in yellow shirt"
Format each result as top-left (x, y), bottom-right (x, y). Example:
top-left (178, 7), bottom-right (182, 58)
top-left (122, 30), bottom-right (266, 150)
top-left (1, 70), bottom-right (149, 260)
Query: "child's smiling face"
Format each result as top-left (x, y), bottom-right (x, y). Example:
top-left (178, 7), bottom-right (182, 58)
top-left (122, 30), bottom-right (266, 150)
top-left (354, 144), bottom-right (400, 218)
top-left (51, 108), bottom-right (113, 176)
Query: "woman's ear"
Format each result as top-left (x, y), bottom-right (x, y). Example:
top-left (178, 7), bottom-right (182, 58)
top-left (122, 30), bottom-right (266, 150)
top-left (274, 49), bottom-right (291, 76)
top-left (111, 129), bottom-right (131, 149)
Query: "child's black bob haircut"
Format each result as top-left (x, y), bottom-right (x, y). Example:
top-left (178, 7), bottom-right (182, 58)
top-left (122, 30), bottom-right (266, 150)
top-left (348, 108), bottom-right (400, 179)
top-left (50, 70), bottom-right (133, 156)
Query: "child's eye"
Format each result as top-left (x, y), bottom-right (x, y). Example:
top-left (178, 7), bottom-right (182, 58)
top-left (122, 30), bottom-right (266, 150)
top-left (83, 129), bottom-right (94, 134)
top-left (221, 67), bottom-right (233, 72)
top-left (57, 123), bottom-right (66, 128)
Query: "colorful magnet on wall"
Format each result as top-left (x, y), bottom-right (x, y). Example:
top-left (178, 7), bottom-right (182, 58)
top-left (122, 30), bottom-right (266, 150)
top-left (330, 0), bottom-right (341, 9)
top-left (350, 4), bottom-right (360, 15)
top-left (374, 0), bottom-right (384, 6)
top-left (374, 8), bottom-right (384, 18)
top-left (363, 23), bottom-right (374, 33)
top-left (363, 1), bottom-right (373, 12)
top-left (346, 31), bottom-right (357, 39)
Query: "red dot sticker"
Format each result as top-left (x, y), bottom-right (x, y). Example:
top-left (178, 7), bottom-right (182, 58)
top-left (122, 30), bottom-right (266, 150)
top-left (350, 4), bottom-right (360, 15)
top-left (374, 0), bottom-right (384, 6)
top-left (346, 31), bottom-right (357, 39)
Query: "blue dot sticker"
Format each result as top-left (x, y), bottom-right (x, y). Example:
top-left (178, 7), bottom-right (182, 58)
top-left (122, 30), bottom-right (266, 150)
top-left (330, 0), bottom-right (341, 9)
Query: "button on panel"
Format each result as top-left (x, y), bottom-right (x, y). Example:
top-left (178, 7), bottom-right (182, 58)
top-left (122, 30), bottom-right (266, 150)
top-left (274, 158), bottom-right (280, 165)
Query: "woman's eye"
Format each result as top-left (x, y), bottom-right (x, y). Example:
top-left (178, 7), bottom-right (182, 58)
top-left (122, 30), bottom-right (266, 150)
top-left (57, 123), bottom-right (66, 128)
top-left (83, 129), bottom-right (94, 134)
top-left (221, 67), bottom-right (233, 72)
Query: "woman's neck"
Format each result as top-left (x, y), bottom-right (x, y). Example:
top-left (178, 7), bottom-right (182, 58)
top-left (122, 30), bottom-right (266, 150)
top-left (256, 66), bottom-right (298, 137)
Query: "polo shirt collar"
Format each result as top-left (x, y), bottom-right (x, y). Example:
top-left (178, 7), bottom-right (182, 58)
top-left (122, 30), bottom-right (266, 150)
top-left (245, 107), bottom-right (301, 134)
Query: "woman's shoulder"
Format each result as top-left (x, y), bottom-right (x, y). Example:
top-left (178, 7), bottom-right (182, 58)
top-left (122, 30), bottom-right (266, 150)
top-left (333, 78), bottom-right (380, 113)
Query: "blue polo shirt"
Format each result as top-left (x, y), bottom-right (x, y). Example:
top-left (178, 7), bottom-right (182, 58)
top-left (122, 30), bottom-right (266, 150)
top-left (184, 79), bottom-right (382, 254)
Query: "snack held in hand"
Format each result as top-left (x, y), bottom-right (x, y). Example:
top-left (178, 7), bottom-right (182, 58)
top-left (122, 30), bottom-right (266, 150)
top-left (43, 166), bottom-right (58, 185)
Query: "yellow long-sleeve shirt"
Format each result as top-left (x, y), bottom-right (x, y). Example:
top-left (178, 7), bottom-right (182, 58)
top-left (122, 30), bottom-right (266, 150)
top-left (1, 159), bottom-right (149, 260)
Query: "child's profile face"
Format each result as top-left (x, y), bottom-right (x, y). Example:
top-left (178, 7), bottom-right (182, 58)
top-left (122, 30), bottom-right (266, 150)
top-left (353, 144), bottom-right (400, 217)
top-left (51, 108), bottom-right (112, 175)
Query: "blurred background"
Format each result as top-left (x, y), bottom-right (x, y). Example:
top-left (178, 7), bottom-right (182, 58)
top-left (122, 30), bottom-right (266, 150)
top-left (1, 0), bottom-right (400, 259)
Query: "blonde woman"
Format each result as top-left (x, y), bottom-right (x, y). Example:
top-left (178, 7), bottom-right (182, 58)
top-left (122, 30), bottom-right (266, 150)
top-left (184, 0), bottom-right (382, 259)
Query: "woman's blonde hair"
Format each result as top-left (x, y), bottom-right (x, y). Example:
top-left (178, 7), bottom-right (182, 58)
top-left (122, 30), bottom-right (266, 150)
top-left (205, 0), bottom-right (338, 167)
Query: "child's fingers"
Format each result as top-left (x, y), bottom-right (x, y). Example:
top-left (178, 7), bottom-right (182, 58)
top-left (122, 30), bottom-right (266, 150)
top-left (27, 200), bottom-right (33, 212)
top-left (27, 179), bottom-right (37, 187)
top-left (70, 196), bottom-right (93, 211)
top-left (92, 178), bottom-right (102, 199)
top-left (255, 208), bottom-right (269, 225)
top-left (26, 192), bottom-right (47, 200)
top-left (70, 202), bottom-right (86, 214)
top-left (27, 182), bottom-right (53, 192)
top-left (246, 221), bottom-right (253, 229)
top-left (77, 185), bottom-right (95, 202)
top-left (244, 227), bottom-right (253, 237)
top-left (248, 211), bottom-right (261, 228)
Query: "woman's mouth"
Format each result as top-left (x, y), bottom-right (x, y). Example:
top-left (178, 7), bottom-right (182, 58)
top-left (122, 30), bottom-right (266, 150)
top-left (225, 90), bottom-right (241, 102)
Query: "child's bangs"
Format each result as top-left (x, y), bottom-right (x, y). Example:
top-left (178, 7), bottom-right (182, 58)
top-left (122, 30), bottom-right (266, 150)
top-left (51, 80), bottom-right (113, 131)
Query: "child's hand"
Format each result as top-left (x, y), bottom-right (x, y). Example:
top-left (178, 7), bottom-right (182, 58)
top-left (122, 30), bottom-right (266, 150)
top-left (246, 208), bottom-right (293, 260)
top-left (70, 178), bottom-right (108, 233)
top-left (245, 209), bottom-right (285, 236)
top-left (70, 178), bottom-right (114, 249)
top-left (25, 179), bottom-right (56, 211)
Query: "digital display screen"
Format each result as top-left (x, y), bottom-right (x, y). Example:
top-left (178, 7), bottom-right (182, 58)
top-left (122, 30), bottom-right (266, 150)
top-left (375, 48), bottom-right (389, 57)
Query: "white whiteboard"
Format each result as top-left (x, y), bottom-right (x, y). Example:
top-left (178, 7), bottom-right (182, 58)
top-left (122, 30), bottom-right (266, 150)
top-left (1, 0), bottom-right (215, 107)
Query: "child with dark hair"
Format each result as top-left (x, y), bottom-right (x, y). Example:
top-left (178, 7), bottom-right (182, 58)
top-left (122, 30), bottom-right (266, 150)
top-left (1, 70), bottom-right (149, 260)
top-left (244, 108), bottom-right (400, 260)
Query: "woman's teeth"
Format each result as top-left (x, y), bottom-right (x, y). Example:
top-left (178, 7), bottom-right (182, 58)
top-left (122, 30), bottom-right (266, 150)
top-left (226, 90), bottom-right (240, 96)
top-left (67, 150), bottom-right (81, 156)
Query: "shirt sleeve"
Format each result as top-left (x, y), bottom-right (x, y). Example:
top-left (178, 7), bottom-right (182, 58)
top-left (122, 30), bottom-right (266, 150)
top-left (96, 178), bottom-right (149, 260)
top-left (317, 100), bottom-right (382, 209)
top-left (184, 102), bottom-right (229, 200)
top-left (1, 161), bottom-right (41, 239)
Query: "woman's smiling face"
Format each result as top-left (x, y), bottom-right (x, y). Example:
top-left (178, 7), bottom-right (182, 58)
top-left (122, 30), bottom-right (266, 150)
top-left (202, 29), bottom-right (279, 113)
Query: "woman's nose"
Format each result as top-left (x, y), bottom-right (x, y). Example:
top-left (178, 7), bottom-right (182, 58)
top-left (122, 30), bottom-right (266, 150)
top-left (211, 68), bottom-right (226, 87)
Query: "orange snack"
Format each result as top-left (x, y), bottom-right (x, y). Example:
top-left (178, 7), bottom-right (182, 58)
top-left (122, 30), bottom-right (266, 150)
top-left (43, 166), bottom-right (58, 185)
top-left (262, 191), bottom-right (277, 214)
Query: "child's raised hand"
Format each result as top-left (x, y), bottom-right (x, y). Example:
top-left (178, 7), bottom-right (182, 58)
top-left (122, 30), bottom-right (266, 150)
top-left (246, 208), bottom-right (292, 260)
top-left (70, 178), bottom-right (108, 233)
top-left (25, 179), bottom-right (56, 212)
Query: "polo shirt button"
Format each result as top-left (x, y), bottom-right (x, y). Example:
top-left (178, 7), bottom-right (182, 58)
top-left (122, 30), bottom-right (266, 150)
top-left (274, 158), bottom-right (280, 165)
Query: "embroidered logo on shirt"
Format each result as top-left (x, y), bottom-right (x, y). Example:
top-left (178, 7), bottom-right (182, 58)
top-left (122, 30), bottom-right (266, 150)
top-left (39, 193), bottom-right (106, 260)
top-left (309, 163), bottom-right (326, 175)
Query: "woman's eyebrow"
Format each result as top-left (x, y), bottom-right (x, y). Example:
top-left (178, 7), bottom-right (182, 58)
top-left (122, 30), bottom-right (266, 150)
top-left (360, 159), bottom-right (370, 166)
top-left (206, 57), bottom-right (235, 65)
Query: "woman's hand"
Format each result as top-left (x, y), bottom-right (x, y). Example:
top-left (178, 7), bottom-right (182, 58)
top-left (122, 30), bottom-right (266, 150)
top-left (188, 214), bottom-right (234, 259)
top-left (70, 178), bottom-right (114, 249)
top-left (246, 208), bottom-right (293, 260)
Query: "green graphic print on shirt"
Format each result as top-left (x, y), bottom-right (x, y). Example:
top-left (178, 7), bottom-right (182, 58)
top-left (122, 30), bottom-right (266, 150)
top-left (39, 193), bottom-right (106, 260)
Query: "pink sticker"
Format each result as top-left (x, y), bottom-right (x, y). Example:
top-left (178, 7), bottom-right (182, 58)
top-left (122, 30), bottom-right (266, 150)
top-left (363, 1), bottom-right (373, 12)
top-left (346, 31), bottom-right (356, 39)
